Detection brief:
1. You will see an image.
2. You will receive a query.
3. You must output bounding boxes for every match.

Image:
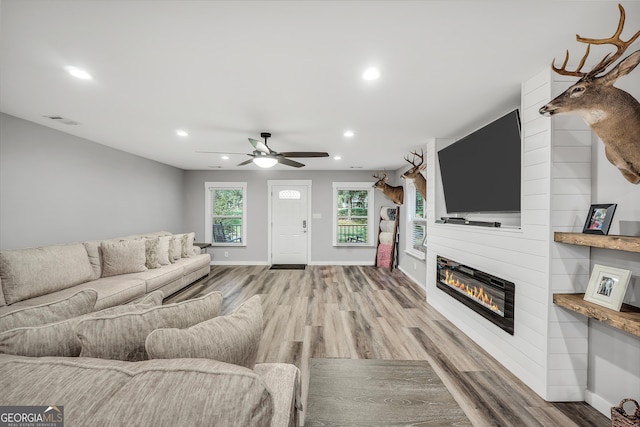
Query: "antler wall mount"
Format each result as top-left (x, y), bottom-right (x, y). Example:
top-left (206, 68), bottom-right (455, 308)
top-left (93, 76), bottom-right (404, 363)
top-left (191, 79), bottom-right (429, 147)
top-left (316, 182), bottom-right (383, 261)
top-left (539, 4), bottom-right (640, 184)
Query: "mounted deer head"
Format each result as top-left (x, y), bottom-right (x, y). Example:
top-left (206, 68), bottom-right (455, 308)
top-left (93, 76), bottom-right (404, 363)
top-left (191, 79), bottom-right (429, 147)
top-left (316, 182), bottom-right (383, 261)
top-left (539, 4), bottom-right (640, 184)
top-left (373, 170), bottom-right (404, 205)
top-left (401, 149), bottom-right (427, 199)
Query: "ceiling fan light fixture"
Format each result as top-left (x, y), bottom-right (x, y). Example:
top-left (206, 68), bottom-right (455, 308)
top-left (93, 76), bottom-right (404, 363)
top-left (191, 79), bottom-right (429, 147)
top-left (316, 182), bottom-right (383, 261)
top-left (253, 156), bottom-right (278, 168)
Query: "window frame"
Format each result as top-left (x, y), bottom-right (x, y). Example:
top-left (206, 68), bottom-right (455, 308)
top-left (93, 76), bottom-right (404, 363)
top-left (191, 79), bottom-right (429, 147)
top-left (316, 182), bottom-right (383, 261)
top-left (204, 182), bottom-right (247, 246)
top-left (405, 180), bottom-right (426, 259)
top-left (332, 182), bottom-right (375, 246)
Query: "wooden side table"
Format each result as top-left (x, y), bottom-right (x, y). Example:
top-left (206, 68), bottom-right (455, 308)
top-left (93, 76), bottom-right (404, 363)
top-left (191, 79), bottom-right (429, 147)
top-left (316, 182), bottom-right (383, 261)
top-left (194, 242), bottom-right (211, 254)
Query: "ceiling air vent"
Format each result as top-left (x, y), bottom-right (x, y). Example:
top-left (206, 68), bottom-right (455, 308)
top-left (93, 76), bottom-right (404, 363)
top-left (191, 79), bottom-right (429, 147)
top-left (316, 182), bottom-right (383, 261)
top-left (43, 115), bottom-right (80, 126)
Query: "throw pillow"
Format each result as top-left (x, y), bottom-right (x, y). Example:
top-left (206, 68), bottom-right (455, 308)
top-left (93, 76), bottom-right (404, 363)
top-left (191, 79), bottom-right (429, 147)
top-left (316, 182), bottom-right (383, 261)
top-left (101, 239), bottom-right (147, 277)
top-left (0, 244), bottom-right (95, 305)
top-left (169, 236), bottom-right (181, 262)
top-left (0, 289), bottom-right (98, 333)
top-left (145, 295), bottom-right (262, 369)
top-left (185, 232), bottom-right (196, 257)
top-left (76, 291), bottom-right (223, 362)
top-left (144, 238), bottom-right (160, 269)
top-left (157, 236), bottom-right (172, 265)
top-left (0, 293), bottom-right (163, 357)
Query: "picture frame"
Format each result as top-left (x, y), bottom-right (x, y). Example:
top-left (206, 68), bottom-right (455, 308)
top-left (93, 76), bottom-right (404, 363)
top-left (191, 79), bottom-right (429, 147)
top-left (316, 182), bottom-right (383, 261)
top-left (582, 203), bottom-right (616, 235)
top-left (583, 264), bottom-right (631, 311)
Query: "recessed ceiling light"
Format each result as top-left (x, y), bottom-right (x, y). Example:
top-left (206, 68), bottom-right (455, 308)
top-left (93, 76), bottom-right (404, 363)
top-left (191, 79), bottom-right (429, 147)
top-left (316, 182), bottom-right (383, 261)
top-left (221, 155), bottom-right (229, 160)
top-left (362, 67), bottom-right (380, 81)
top-left (176, 130), bottom-right (189, 137)
top-left (334, 156), bottom-right (342, 160)
top-left (343, 130), bottom-right (354, 138)
top-left (65, 66), bottom-right (92, 80)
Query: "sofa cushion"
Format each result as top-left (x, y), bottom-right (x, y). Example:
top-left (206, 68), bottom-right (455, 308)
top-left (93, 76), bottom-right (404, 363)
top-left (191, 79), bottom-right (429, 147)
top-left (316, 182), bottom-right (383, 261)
top-left (0, 289), bottom-right (97, 333)
top-left (173, 253), bottom-right (211, 275)
top-left (12, 276), bottom-right (147, 312)
top-left (157, 236), bottom-right (172, 265)
top-left (0, 294), bottom-right (163, 357)
top-left (130, 264), bottom-right (184, 293)
top-left (83, 240), bottom-right (103, 280)
top-left (146, 295), bottom-right (262, 369)
top-left (0, 355), bottom-right (275, 427)
top-left (0, 243), bottom-right (94, 305)
top-left (101, 239), bottom-right (147, 277)
top-left (144, 237), bottom-right (160, 269)
top-left (76, 291), bottom-right (223, 361)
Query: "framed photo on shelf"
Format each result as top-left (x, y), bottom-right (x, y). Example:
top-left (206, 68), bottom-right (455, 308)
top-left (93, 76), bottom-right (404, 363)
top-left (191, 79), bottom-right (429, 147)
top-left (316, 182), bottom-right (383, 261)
top-left (583, 264), bottom-right (631, 311)
top-left (582, 203), bottom-right (616, 235)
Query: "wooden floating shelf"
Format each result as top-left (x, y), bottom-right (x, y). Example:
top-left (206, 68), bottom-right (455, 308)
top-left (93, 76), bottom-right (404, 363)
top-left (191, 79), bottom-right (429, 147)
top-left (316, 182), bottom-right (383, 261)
top-left (553, 293), bottom-right (640, 337)
top-left (553, 232), bottom-right (640, 253)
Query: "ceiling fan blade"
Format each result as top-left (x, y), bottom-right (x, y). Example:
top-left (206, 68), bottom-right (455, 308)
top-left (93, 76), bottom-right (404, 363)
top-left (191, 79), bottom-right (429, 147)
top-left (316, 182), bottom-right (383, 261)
top-left (248, 138), bottom-right (270, 154)
top-left (277, 157), bottom-right (305, 168)
top-left (278, 152), bottom-right (329, 158)
top-left (237, 158), bottom-right (255, 166)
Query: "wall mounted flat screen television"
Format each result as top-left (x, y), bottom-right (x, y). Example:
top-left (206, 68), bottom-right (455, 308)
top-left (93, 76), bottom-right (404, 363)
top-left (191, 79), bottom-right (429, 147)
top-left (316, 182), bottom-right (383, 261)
top-left (438, 109), bottom-right (521, 214)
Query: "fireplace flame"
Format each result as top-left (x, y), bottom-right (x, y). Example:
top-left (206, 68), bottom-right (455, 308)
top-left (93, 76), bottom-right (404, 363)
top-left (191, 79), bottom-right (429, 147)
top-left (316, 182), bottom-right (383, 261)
top-left (444, 270), bottom-right (500, 312)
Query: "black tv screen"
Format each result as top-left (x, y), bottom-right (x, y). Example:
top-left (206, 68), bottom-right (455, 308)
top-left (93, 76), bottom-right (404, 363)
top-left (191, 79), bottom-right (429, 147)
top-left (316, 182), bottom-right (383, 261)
top-left (438, 109), bottom-right (521, 214)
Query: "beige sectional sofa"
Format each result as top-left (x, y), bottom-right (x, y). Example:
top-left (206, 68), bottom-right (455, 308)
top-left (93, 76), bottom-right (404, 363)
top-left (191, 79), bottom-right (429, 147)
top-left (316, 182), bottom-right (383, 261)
top-left (0, 237), bottom-right (302, 427)
top-left (0, 231), bottom-right (210, 315)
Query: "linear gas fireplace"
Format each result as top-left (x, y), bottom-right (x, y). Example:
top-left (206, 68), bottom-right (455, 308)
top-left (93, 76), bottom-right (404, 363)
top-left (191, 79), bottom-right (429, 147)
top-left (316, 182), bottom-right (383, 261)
top-left (437, 256), bottom-right (515, 335)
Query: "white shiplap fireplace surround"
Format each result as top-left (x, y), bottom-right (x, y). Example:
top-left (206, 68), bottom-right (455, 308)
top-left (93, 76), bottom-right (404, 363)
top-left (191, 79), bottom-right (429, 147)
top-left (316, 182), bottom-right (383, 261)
top-left (425, 68), bottom-right (594, 402)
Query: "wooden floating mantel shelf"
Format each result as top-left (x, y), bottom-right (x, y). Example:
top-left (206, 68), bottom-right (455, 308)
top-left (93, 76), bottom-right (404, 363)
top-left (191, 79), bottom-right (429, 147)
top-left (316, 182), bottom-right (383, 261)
top-left (553, 232), bottom-right (640, 253)
top-left (553, 293), bottom-right (640, 337)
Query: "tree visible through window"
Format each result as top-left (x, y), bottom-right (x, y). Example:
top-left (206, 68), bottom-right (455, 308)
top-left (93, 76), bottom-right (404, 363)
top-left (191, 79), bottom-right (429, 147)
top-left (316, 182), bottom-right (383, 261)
top-left (205, 182), bottom-right (247, 246)
top-left (212, 189), bottom-right (243, 243)
top-left (333, 183), bottom-right (374, 245)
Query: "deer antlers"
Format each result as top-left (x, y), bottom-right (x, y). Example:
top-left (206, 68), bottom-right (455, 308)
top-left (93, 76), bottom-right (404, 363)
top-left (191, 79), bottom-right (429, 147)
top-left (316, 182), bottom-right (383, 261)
top-left (372, 170), bottom-right (388, 181)
top-left (404, 149), bottom-right (424, 168)
top-left (552, 4), bottom-right (640, 80)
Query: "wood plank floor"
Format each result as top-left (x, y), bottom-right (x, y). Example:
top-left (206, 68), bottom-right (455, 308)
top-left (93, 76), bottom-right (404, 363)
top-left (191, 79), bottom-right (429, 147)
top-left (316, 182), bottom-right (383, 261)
top-left (166, 265), bottom-right (609, 427)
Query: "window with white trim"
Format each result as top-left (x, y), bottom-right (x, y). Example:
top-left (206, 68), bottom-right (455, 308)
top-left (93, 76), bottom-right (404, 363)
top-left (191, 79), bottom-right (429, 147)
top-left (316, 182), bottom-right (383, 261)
top-left (406, 181), bottom-right (426, 257)
top-left (205, 182), bottom-right (247, 246)
top-left (332, 182), bottom-right (375, 246)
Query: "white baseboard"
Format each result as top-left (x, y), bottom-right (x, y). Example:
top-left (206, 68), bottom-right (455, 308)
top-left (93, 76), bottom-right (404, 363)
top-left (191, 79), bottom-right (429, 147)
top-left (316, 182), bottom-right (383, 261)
top-left (584, 389), bottom-right (612, 419)
top-left (308, 261), bottom-right (375, 266)
top-left (398, 266), bottom-right (424, 289)
top-left (210, 261), bottom-right (269, 266)
top-left (210, 261), bottom-right (375, 266)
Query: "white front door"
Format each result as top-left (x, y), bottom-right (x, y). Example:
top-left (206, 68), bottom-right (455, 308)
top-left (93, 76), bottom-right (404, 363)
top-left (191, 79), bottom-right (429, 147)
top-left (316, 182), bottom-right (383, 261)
top-left (270, 183), bottom-right (309, 265)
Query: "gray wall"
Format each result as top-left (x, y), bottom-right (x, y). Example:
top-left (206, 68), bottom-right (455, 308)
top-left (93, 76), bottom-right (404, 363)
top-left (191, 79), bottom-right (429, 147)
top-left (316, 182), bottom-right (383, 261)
top-left (183, 169), bottom-right (400, 265)
top-left (0, 113), bottom-right (185, 249)
top-left (586, 65), bottom-right (640, 410)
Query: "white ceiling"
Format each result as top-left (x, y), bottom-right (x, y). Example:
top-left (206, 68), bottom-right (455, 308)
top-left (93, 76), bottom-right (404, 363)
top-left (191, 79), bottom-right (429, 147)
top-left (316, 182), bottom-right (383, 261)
top-left (1, 0), bottom-right (638, 171)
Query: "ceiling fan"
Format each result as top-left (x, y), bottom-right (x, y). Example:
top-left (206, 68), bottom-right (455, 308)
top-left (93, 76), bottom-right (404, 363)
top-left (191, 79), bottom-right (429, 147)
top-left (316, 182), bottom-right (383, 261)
top-left (197, 132), bottom-right (329, 168)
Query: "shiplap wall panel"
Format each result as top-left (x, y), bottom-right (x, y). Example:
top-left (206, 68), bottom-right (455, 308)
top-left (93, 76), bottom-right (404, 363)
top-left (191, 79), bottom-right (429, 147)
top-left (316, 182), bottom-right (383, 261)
top-left (425, 68), bottom-right (593, 401)
top-left (547, 72), bottom-right (591, 400)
